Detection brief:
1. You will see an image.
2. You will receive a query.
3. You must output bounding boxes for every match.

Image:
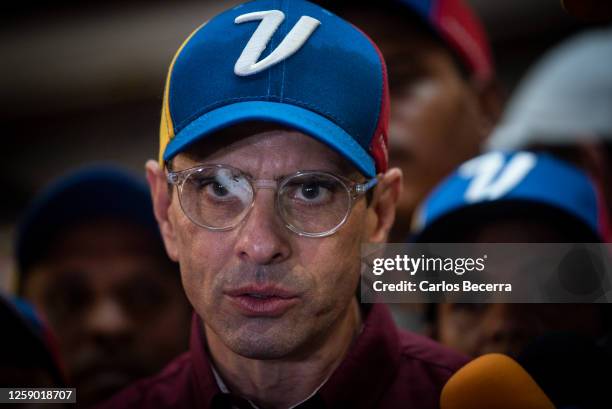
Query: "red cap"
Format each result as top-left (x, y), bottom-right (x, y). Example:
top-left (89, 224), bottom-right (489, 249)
top-left (401, 0), bottom-right (494, 81)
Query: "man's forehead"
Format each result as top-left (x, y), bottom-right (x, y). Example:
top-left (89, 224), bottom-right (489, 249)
top-left (174, 121), bottom-right (359, 176)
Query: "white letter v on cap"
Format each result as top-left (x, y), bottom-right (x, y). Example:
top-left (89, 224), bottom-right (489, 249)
top-left (234, 10), bottom-right (320, 76)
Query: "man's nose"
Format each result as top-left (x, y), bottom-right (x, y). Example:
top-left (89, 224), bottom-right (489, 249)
top-left (234, 189), bottom-right (291, 265)
top-left (85, 297), bottom-right (132, 345)
top-left (479, 305), bottom-right (533, 356)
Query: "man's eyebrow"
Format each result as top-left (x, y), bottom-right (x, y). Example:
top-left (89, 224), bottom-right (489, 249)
top-left (178, 151), bottom-right (361, 180)
top-left (260, 167), bottom-right (356, 181)
top-left (182, 151), bottom-right (211, 163)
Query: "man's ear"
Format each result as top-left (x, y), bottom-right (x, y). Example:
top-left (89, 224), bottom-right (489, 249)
top-left (145, 160), bottom-right (180, 261)
top-left (368, 167), bottom-right (403, 243)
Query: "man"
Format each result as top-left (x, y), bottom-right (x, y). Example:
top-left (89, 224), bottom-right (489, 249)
top-left (411, 151), bottom-right (610, 358)
top-left (319, 0), bottom-right (502, 241)
top-left (410, 150), bottom-right (612, 408)
top-left (101, 1), bottom-right (468, 408)
top-left (17, 166), bottom-right (192, 407)
top-left (0, 292), bottom-right (66, 390)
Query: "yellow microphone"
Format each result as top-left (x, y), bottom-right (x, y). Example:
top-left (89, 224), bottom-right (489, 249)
top-left (441, 353), bottom-right (556, 409)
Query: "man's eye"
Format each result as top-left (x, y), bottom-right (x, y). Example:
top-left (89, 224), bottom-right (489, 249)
top-left (43, 274), bottom-right (91, 322)
top-left (300, 183), bottom-right (321, 199)
top-left (190, 177), bottom-right (229, 196)
top-left (207, 181), bottom-right (229, 197)
top-left (293, 182), bottom-right (333, 204)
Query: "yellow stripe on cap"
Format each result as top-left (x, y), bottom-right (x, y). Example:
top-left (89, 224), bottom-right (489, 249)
top-left (159, 22), bottom-right (208, 166)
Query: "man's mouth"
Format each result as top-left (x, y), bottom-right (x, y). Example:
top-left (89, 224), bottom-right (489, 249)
top-left (224, 285), bottom-right (300, 317)
top-left (73, 365), bottom-right (136, 405)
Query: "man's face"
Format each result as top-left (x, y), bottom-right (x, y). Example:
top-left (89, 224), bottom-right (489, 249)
top-left (341, 10), bottom-right (496, 240)
top-left (23, 221), bottom-right (191, 406)
top-left (164, 127), bottom-right (376, 360)
top-left (434, 219), bottom-right (606, 357)
top-left (437, 303), bottom-right (605, 358)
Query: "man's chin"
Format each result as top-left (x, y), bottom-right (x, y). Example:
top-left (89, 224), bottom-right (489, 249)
top-left (220, 323), bottom-right (305, 360)
top-left (230, 340), bottom-right (298, 360)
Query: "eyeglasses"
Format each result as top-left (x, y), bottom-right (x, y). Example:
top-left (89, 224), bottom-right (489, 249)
top-left (166, 164), bottom-right (378, 237)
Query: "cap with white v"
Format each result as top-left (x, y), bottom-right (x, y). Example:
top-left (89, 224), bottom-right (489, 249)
top-left (159, 0), bottom-right (390, 177)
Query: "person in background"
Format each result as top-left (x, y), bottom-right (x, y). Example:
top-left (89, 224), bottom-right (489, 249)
top-left (0, 292), bottom-right (66, 389)
top-left (319, 0), bottom-right (503, 242)
top-left (411, 151), bottom-right (611, 359)
top-left (15, 166), bottom-right (192, 407)
top-left (318, 0), bottom-right (503, 333)
top-left (487, 26), bottom-right (612, 241)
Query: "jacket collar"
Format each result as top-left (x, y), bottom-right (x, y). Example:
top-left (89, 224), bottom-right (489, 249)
top-left (189, 302), bottom-right (401, 408)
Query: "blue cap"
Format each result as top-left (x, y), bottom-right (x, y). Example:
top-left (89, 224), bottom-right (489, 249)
top-left (16, 165), bottom-right (160, 279)
top-left (159, 0), bottom-right (390, 177)
top-left (412, 151), bottom-right (603, 240)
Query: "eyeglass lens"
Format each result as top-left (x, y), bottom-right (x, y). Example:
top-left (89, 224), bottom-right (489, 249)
top-left (178, 167), bottom-right (352, 234)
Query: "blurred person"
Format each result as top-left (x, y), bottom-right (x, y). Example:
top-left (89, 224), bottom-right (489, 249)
top-left (319, 0), bottom-right (503, 241)
top-left (412, 151), bottom-right (610, 358)
top-left (0, 292), bottom-right (66, 388)
top-left (16, 166), bottom-right (192, 407)
top-left (487, 25), bottom-right (612, 241)
top-left (101, 1), bottom-right (469, 408)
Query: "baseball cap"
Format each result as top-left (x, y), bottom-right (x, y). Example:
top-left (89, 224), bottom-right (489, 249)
top-left (316, 0), bottom-right (494, 81)
top-left (412, 151), bottom-right (604, 241)
top-left (398, 0), bottom-right (494, 81)
top-left (15, 165), bottom-right (161, 283)
top-left (488, 26), bottom-right (612, 150)
top-left (159, 0), bottom-right (389, 178)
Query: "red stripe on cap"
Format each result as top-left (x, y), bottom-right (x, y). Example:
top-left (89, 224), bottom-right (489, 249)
top-left (432, 0), bottom-right (494, 81)
top-left (351, 24), bottom-right (390, 174)
top-left (592, 177), bottom-right (612, 242)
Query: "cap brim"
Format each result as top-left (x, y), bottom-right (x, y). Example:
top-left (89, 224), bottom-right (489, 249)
top-left (163, 101), bottom-right (376, 177)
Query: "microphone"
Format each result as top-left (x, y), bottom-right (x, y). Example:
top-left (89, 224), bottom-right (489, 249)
top-left (440, 353), bottom-right (555, 409)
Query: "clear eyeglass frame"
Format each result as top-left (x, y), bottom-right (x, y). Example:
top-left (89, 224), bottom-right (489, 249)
top-left (166, 164), bottom-right (378, 238)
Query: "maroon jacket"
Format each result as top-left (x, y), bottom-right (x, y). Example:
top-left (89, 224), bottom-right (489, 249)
top-left (98, 303), bottom-right (468, 408)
